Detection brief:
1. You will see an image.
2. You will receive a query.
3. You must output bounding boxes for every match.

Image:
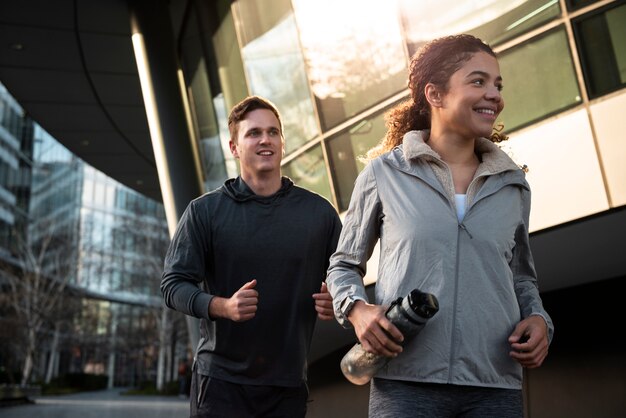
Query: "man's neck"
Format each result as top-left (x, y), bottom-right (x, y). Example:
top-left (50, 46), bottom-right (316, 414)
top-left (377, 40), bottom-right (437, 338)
top-left (240, 172), bottom-right (282, 196)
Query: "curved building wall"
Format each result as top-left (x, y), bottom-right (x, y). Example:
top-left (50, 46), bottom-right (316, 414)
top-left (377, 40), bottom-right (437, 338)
top-left (171, 3), bottom-right (626, 416)
top-left (182, 0), bottom-right (625, 227)
top-left (175, 0), bottom-right (625, 290)
top-left (1, 105), bottom-right (176, 386)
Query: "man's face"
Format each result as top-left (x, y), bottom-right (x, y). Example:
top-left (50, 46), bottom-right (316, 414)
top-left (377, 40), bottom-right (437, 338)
top-left (229, 109), bottom-right (284, 179)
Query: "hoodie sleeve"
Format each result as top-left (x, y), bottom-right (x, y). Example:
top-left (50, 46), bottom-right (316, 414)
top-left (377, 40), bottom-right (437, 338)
top-left (161, 200), bottom-right (214, 321)
top-left (327, 161), bottom-right (382, 326)
top-left (511, 187), bottom-right (554, 343)
top-left (325, 206), bottom-right (343, 272)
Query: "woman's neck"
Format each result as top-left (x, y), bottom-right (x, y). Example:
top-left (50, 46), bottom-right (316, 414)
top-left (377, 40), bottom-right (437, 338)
top-left (427, 132), bottom-right (477, 166)
top-left (428, 132), bottom-right (480, 194)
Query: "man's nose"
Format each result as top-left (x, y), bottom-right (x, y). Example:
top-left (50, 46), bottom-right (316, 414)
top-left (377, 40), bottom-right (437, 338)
top-left (259, 131), bottom-right (272, 143)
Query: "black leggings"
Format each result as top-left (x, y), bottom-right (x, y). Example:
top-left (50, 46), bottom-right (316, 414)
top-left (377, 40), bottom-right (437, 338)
top-left (369, 378), bottom-right (523, 418)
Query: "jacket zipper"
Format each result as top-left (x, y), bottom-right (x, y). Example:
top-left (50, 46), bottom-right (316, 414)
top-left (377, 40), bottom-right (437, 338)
top-left (448, 222), bottom-right (463, 382)
top-left (459, 223), bottom-right (473, 239)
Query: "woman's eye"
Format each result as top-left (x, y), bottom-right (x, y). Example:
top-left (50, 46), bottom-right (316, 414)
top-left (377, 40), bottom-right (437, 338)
top-left (472, 79), bottom-right (484, 86)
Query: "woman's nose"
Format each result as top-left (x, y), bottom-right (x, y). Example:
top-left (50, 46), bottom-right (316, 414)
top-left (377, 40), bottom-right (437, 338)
top-left (486, 86), bottom-right (502, 102)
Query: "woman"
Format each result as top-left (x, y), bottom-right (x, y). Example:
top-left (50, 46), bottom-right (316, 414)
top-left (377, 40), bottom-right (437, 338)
top-left (327, 34), bottom-right (554, 417)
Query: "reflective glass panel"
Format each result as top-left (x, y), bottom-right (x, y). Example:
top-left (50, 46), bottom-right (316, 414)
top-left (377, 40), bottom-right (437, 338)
top-left (292, 0), bottom-right (407, 131)
top-left (235, 0), bottom-right (319, 154)
top-left (327, 110), bottom-right (389, 211)
top-left (399, 0), bottom-right (561, 52)
top-left (497, 28), bottom-right (581, 132)
top-left (212, 2), bottom-right (248, 112)
top-left (282, 144), bottom-right (332, 203)
top-left (181, 6), bottom-right (229, 192)
top-left (213, 93), bottom-right (239, 179)
top-left (211, 2), bottom-right (248, 179)
top-left (574, 2), bottom-right (626, 98)
top-left (566, 0), bottom-right (601, 11)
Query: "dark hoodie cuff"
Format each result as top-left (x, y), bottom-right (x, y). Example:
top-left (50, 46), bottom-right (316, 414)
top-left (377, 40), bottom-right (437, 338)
top-left (192, 293), bottom-right (214, 321)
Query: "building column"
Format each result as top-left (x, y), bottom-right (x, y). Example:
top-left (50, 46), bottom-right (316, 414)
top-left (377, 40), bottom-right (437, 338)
top-left (128, 0), bottom-right (202, 353)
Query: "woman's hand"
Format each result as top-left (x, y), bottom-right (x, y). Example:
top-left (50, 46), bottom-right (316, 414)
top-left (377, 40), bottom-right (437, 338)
top-left (508, 315), bottom-right (549, 368)
top-left (348, 300), bottom-right (404, 357)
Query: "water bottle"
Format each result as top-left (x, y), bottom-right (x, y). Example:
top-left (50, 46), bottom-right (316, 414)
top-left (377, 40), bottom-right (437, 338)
top-left (340, 288), bottom-right (439, 385)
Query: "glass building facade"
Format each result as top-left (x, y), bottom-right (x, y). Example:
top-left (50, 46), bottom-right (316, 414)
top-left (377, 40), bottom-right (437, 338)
top-left (0, 82), bottom-right (182, 387)
top-left (178, 0), bottom-right (625, 226)
top-left (0, 83), bottom-right (33, 262)
top-left (0, 0), bottom-right (624, 415)
top-left (165, 4), bottom-right (626, 415)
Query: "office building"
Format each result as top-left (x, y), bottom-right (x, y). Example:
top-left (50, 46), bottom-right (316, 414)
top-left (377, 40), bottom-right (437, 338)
top-left (1, 0), bottom-right (624, 415)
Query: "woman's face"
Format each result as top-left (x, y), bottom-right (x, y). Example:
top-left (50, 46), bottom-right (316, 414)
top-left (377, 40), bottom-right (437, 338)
top-left (435, 51), bottom-right (504, 140)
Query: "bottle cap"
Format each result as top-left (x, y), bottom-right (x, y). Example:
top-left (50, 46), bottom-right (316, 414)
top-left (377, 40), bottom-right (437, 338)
top-left (408, 289), bottom-right (439, 318)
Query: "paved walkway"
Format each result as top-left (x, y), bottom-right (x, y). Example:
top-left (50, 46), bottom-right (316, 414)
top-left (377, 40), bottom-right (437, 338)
top-left (0, 388), bottom-right (189, 418)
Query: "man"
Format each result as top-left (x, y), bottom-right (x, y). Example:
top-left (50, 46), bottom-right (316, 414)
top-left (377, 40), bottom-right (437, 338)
top-left (161, 96), bottom-right (342, 417)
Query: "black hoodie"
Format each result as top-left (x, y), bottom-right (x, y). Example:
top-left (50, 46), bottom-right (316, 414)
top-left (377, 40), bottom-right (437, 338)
top-left (161, 176), bottom-right (341, 386)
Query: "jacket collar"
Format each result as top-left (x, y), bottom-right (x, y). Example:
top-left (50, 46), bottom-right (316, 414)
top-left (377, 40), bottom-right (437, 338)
top-left (401, 130), bottom-right (521, 176)
top-left (382, 130), bottom-right (529, 204)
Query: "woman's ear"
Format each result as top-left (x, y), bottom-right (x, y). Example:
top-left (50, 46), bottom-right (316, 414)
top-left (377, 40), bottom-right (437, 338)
top-left (425, 83), bottom-right (443, 108)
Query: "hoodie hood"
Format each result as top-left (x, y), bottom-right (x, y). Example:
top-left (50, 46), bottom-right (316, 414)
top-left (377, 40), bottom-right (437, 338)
top-left (221, 176), bottom-right (294, 203)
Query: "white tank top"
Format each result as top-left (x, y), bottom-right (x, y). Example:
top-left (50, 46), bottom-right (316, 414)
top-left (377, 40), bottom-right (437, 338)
top-left (455, 194), bottom-right (467, 222)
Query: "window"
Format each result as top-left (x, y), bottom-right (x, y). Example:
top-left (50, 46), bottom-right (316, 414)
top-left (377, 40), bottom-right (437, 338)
top-left (180, 4), bottom-right (229, 192)
top-left (326, 110), bottom-right (390, 211)
top-left (469, 0), bottom-right (561, 47)
top-left (293, 0), bottom-right (407, 131)
top-left (574, 2), bottom-right (626, 99)
top-left (234, 0), bottom-right (319, 154)
top-left (210, 0), bottom-right (248, 112)
top-left (282, 144), bottom-right (332, 203)
top-left (399, 0), bottom-right (561, 54)
top-left (566, 0), bottom-right (602, 11)
top-left (497, 28), bottom-right (581, 132)
top-left (210, 1), bottom-right (247, 179)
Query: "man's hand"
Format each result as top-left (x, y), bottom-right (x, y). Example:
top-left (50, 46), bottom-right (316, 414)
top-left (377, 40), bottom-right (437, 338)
top-left (508, 315), bottom-right (549, 368)
top-left (349, 301), bottom-right (404, 358)
top-left (209, 279), bottom-right (258, 322)
top-left (312, 282), bottom-right (334, 320)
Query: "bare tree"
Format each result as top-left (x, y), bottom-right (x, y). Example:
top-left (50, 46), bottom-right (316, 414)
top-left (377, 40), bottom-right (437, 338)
top-left (100, 206), bottom-right (187, 391)
top-left (0, 222), bottom-right (74, 387)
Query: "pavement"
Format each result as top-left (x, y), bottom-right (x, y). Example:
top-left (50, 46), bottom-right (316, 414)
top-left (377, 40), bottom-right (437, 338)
top-left (0, 388), bottom-right (189, 418)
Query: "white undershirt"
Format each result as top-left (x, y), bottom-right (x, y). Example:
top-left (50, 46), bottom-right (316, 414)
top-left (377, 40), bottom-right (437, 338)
top-left (455, 194), bottom-right (467, 222)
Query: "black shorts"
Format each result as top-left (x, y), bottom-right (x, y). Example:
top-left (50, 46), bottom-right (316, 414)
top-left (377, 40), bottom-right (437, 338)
top-left (190, 368), bottom-right (308, 418)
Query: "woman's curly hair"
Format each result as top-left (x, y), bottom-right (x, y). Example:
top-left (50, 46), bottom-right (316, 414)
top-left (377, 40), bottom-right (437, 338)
top-left (365, 34), bottom-right (505, 161)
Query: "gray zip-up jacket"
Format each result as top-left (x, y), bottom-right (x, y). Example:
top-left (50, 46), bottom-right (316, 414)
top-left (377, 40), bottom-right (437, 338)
top-left (327, 130), bottom-right (553, 389)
